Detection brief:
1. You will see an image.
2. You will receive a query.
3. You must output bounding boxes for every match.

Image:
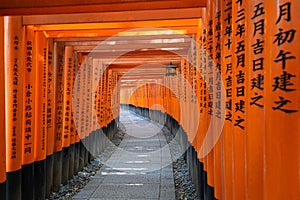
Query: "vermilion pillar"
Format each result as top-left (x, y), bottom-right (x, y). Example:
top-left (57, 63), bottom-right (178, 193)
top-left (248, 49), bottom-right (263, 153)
top-left (0, 16), bottom-right (6, 200)
top-left (53, 42), bottom-right (64, 192)
top-left (46, 38), bottom-right (55, 197)
top-left (34, 31), bottom-right (48, 199)
top-left (22, 25), bottom-right (35, 200)
top-left (265, 1), bottom-right (300, 199)
top-left (245, 1), bottom-right (265, 199)
top-left (4, 16), bottom-right (24, 200)
top-left (221, 0), bottom-right (234, 199)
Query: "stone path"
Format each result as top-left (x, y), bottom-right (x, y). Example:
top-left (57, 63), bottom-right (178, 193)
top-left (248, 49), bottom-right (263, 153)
top-left (73, 109), bottom-right (175, 200)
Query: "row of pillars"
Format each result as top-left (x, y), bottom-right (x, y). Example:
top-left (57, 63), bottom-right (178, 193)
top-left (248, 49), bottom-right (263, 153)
top-left (122, 0), bottom-right (299, 199)
top-left (0, 16), bottom-right (120, 199)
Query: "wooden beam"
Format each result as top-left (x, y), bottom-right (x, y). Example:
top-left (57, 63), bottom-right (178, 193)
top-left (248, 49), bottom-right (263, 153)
top-left (0, 0), bottom-right (205, 15)
top-left (65, 37), bottom-right (191, 46)
top-left (117, 69), bottom-right (166, 73)
top-left (1, 0), bottom-right (169, 8)
top-left (107, 60), bottom-right (180, 67)
top-left (54, 34), bottom-right (193, 42)
top-left (85, 49), bottom-right (187, 58)
top-left (120, 76), bottom-right (165, 80)
top-left (120, 74), bottom-right (166, 78)
top-left (72, 42), bottom-right (190, 51)
top-left (33, 19), bottom-right (198, 32)
top-left (46, 26), bottom-right (198, 38)
top-left (23, 8), bottom-right (201, 25)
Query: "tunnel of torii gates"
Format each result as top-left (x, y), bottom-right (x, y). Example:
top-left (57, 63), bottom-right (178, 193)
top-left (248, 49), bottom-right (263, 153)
top-left (0, 0), bottom-right (299, 199)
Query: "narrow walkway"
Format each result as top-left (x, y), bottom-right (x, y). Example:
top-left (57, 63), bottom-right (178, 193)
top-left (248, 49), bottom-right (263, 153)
top-left (74, 109), bottom-right (175, 200)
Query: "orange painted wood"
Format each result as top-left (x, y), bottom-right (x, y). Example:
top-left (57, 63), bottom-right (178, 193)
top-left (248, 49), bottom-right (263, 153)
top-left (73, 52), bottom-right (82, 143)
top-left (211, 0), bottom-right (223, 198)
top-left (245, 0), bottom-right (265, 199)
top-left (22, 26), bottom-right (35, 165)
top-left (198, 24), bottom-right (209, 170)
top-left (4, 16), bottom-right (24, 172)
top-left (53, 42), bottom-right (64, 152)
top-left (231, 0), bottom-right (247, 198)
top-left (264, 1), bottom-right (300, 199)
top-left (55, 34), bottom-right (193, 42)
top-left (24, 10), bottom-right (201, 26)
top-left (0, 0), bottom-right (205, 15)
top-left (61, 46), bottom-right (74, 148)
top-left (97, 60), bottom-right (104, 129)
top-left (196, 16), bottom-right (205, 162)
top-left (45, 26), bottom-right (198, 38)
top-left (220, 0), bottom-right (234, 198)
top-left (0, 16), bottom-right (6, 183)
top-left (46, 38), bottom-right (55, 156)
top-left (205, 0), bottom-right (215, 188)
top-left (69, 49), bottom-right (76, 145)
top-left (86, 57), bottom-right (94, 133)
top-left (34, 31), bottom-right (48, 161)
top-left (92, 59), bottom-right (99, 132)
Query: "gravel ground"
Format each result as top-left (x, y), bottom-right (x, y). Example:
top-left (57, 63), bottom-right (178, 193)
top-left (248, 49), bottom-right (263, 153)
top-left (163, 127), bottom-right (200, 200)
top-left (48, 121), bottom-right (199, 200)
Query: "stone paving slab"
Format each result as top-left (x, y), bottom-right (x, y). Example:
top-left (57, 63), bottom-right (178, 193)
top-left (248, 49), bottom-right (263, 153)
top-left (73, 109), bottom-right (175, 200)
top-left (99, 174), bottom-right (161, 184)
top-left (91, 183), bottom-right (160, 199)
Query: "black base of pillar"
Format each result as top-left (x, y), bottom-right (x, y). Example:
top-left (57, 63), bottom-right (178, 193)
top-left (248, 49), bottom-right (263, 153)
top-left (69, 144), bottom-right (75, 180)
top-left (0, 181), bottom-right (5, 200)
top-left (74, 142), bottom-right (80, 174)
top-left (89, 132), bottom-right (95, 159)
top-left (22, 163), bottom-right (34, 200)
top-left (207, 185), bottom-right (216, 200)
top-left (95, 130), bottom-right (101, 155)
top-left (79, 141), bottom-right (85, 170)
top-left (198, 162), bottom-right (204, 200)
top-left (34, 159), bottom-right (46, 200)
top-left (53, 151), bottom-right (62, 192)
top-left (62, 147), bottom-right (70, 185)
top-left (46, 154), bottom-right (54, 198)
top-left (84, 138), bottom-right (89, 165)
top-left (6, 169), bottom-right (21, 200)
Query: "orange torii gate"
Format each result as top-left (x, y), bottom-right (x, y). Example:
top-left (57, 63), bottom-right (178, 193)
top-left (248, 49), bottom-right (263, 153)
top-left (0, 0), bottom-right (299, 200)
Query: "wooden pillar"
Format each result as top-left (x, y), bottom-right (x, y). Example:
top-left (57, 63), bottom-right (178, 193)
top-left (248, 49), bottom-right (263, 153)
top-left (205, 0), bottom-right (216, 197)
top-left (98, 60), bottom-right (105, 151)
top-left (61, 45), bottom-right (73, 184)
top-left (264, 1), bottom-right (300, 199)
top-left (46, 38), bottom-right (55, 197)
top-left (86, 56), bottom-right (93, 161)
top-left (21, 25), bottom-right (35, 200)
top-left (73, 51), bottom-right (81, 174)
top-left (81, 57), bottom-right (89, 165)
top-left (196, 16), bottom-right (205, 200)
top-left (212, 0), bottom-right (223, 198)
top-left (4, 16), bottom-right (24, 200)
top-left (34, 31), bottom-right (48, 200)
top-left (0, 16), bottom-right (6, 200)
top-left (231, 0), bottom-right (248, 199)
top-left (70, 51), bottom-right (79, 175)
top-left (52, 42), bottom-right (64, 192)
top-left (77, 53), bottom-right (86, 170)
top-left (220, 0), bottom-right (234, 199)
top-left (245, 0), bottom-right (265, 199)
top-left (67, 48), bottom-right (75, 180)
